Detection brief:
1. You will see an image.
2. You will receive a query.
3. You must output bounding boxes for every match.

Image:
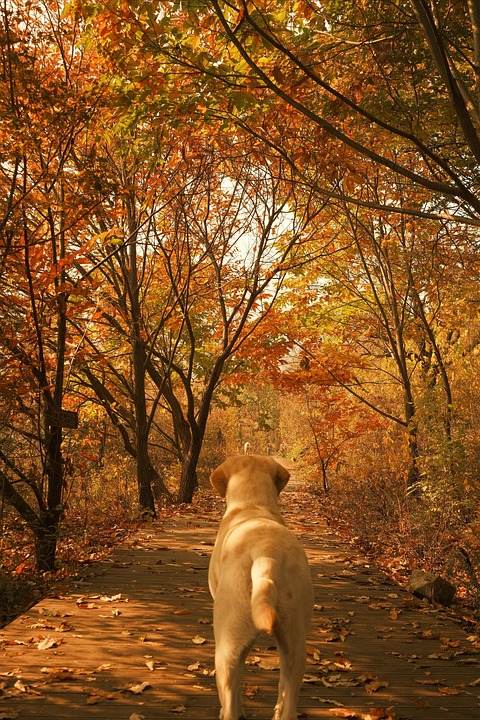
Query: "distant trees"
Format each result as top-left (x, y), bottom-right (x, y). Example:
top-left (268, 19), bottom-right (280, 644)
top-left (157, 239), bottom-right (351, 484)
top-left (77, 136), bottom-right (320, 504)
top-left (146, 147), bottom-right (319, 502)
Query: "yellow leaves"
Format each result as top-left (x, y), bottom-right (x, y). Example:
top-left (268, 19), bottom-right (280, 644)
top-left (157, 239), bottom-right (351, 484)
top-left (293, 146), bottom-right (312, 166)
top-left (93, 228), bottom-right (123, 247)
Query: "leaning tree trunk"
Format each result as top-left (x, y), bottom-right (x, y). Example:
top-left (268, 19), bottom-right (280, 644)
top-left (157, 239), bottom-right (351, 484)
top-left (132, 321), bottom-right (157, 516)
top-left (149, 462), bottom-right (172, 503)
top-left (133, 362), bottom-right (157, 517)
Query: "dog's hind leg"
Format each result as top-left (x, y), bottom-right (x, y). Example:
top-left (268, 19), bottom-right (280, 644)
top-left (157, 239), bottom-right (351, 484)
top-left (273, 631), bottom-right (308, 720)
top-left (214, 639), bottom-right (252, 720)
top-left (213, 600), bottom-right (256, 720)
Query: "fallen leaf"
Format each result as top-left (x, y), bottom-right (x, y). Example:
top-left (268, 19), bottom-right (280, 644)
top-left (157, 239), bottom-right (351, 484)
top-left (312, 696), bottom-right (345, 707)
top-left (333, 657), bottom-right (353, 671)
top-left (94, 663), bottom-right (112, 672)
top-left (126, 681), bottom-right (152, 694)
top-left (192, 635), bottom-right (206, 645)
top-left (365, 710), bottom-right (396, 720)
top-left (40, 667), bottom-right (75, 681)
top-left (438, 686), bottom-right (460, 695)
top-left (85, 689), bottom-right (121, 705)
top-left (76, 601), bottom-right (99, 610)
top-left (416, 678), bottom-right (441, 686)
top-left (419, 629), bottom-right (435, 638)
top-left (37, 637), bottom-right (60, 650)
top-left (258, 659), bottom-right (279, 670)
top-left (100, 593), bottom-right (123, 602)
top-left (38, 607), bottom-right (59, 617)
top-left (303, 674), bottom-right (323, 684)
top-left (323, 675), bottom-right (361, 688)
top-left (365, 679), bottom-right (389, 693)
top-left (54, 622), bottom-right (72, 632)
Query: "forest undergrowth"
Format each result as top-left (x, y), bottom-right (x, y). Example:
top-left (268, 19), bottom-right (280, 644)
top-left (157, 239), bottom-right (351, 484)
top-left (310, 469), bottom-right (480, 628)
top-left (0, 506), bottom-right (141, 628)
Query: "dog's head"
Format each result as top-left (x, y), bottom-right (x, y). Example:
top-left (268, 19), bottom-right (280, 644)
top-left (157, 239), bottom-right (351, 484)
top-left (210, 455), bottom-right (290, 503)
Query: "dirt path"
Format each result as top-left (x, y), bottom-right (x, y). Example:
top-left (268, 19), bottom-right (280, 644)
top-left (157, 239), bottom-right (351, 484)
top-left (1, 479), bottom-right (479, 719)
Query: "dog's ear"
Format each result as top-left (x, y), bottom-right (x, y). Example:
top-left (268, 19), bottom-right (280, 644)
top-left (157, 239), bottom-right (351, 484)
top-left (274, 462), bottom-right (290, 493)
top-left (210, 464), bottom-right (228, 498)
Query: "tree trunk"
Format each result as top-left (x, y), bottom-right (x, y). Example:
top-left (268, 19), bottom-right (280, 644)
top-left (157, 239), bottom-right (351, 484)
top-left (319, 457), bottom-right (329, 493)
top-left (149, 462), bottom-right (172, 502)
top-left (136, 433), bottom-right (157, 518)
top-left (0, 469), bottom-right (60, 573)
top-left (175, 377), bottom-right (220, 504)
top-left (405, 399), bottom-right (420, 491)
top-left (39, 423), bottom-right (64, 571)
top-left (133, 354), bottom-right (157, 516)
top-left (34, 511), bottom-right (60, 572)
top-left (176, 441), bottom-right (202, 504)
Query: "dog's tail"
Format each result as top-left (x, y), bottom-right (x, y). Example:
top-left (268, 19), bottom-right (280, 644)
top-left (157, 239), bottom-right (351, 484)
top-left (251, 556), bottom-right (278, 634)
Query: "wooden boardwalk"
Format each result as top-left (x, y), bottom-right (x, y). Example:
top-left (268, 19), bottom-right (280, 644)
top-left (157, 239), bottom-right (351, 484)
top-left (1, 483), bottom-right (480, 719)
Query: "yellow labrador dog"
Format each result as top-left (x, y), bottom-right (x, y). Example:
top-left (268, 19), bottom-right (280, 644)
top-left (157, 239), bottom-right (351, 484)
top-left (209, 455), bottom-right (314, 720)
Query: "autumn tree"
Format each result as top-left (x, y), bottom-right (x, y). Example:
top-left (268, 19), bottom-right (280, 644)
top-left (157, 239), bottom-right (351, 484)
top-left (137, 140), bottom-right (320, 503)
top-left (267, 170), bottom-right (480, 492)
top-left (0, 0), bottom-right (106, 570)
top-left (71, 133), bottom-right (181, 515)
